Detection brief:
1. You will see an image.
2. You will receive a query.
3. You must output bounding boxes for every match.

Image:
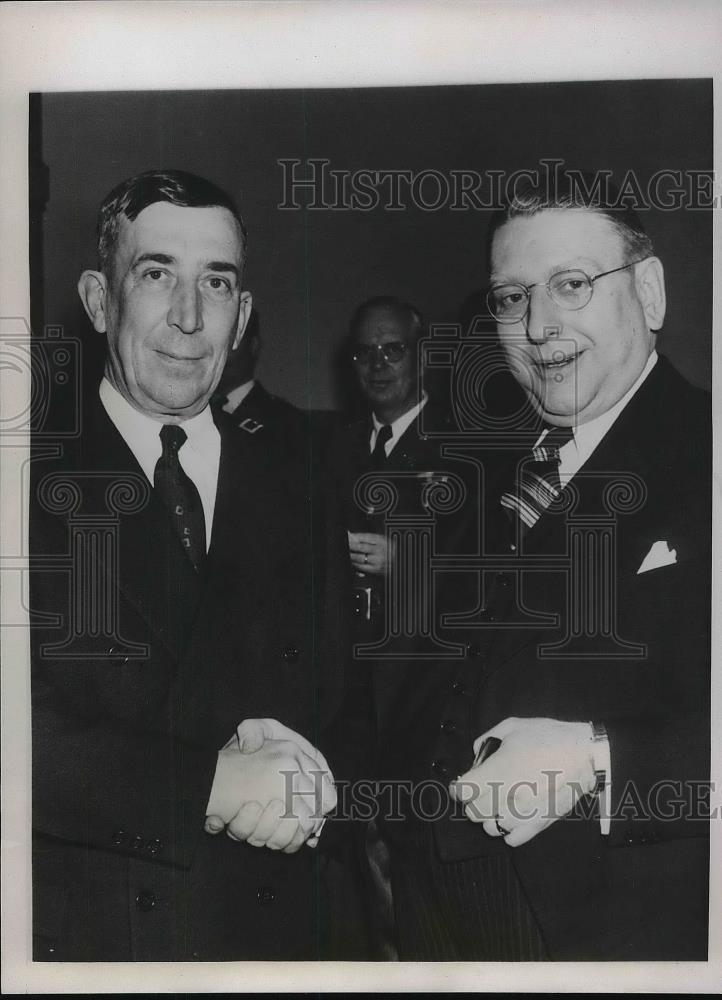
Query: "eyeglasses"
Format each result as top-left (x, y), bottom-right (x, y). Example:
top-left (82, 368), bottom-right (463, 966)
top-left (486, 257), bottom-right (651, 324)
top-left (351, 341), bottom-right (409, 366)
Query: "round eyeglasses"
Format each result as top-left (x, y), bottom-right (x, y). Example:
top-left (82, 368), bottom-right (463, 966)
top-left (351, 341), bottom-right (409, 366)
top-left (486, 257), bottom-right (651, 324)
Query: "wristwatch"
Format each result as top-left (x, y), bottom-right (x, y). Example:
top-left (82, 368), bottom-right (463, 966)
top-left (589, 720), bottom-right (608, 795)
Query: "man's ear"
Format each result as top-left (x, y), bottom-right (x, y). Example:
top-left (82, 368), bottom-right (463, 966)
top-left (78, 270), bottom-right (108, 333)
top-left (634, 256), bottom-right (666, 332)
top-left (231, 290), bottom-right (253, 351)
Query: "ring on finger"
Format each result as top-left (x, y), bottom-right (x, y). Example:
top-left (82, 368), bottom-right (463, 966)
top-left (495, 817), bottom-right (510, 836)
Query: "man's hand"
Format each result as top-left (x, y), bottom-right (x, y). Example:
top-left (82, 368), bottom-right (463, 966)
top-left (205, 718), bottom-right (336, 853)
top-left (348, 531), bottom-right (393, 576)
top-left (449, 717), bottom-right (596, 847)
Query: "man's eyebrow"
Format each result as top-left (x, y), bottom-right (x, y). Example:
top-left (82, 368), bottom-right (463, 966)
top-left (205, 260), bottom-right (240, 278)
top-left (132, 252), bottom-right (176, 268)
top-left (490, 257), bottom-right (604, 283)
top-left (131, 254), bottom-right (240, 279)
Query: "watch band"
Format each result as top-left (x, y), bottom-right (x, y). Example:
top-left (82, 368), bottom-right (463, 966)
top-left (589, 720), bottom-right (608, 795)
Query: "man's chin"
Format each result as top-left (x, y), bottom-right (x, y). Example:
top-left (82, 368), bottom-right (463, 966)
top-left (525, 388), bottom-right (580, 426)
top-left (134, 385), bottom-right (212, 419)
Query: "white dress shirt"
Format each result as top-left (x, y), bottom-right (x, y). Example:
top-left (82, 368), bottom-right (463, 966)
top-left (99, 378), bottom-right (221, 548)
top-left (537, 351), bottom-right (658, 482)
top-left (370, 392), bottom-right (429, 456)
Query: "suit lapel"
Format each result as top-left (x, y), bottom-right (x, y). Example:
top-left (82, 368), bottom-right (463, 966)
top-left (70, 394), bottom-right (203, 662)
top-left (205, 410), bottom-right (279, 594)
top-left (483, 358), bottom-right (677, 668)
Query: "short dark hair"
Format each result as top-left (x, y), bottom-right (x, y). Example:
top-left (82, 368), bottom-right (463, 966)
top-left (348, 295), bottom-right (425, 344)
top-left (96, 169), bottom-right (247, 273)
top-left (486, 169), bottom-right (655, 267)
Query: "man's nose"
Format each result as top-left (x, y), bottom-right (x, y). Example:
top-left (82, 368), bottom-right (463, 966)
top-left (524, 286), bottom-right (561, 344)
top-left (167, 280), bottom-right (203, 335)
top-left (369, 347), bottom-right (388, 371)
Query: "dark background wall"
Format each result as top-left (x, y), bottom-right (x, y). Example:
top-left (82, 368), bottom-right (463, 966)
top-left (32, 80), bottom-right (712, 409)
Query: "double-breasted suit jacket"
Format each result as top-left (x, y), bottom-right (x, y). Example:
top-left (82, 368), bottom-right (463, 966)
top-left (30, 390), bottom-right (352, 961)
top-left (427, 355), bottom-right (711, 959)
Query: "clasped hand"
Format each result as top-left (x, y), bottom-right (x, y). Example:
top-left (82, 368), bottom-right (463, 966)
top-left (450, 717), bottom-right (596, 847)
top-left (348, 531), bottom-right (393, 576)
top-left (205, 718), bottom-right (336, 854)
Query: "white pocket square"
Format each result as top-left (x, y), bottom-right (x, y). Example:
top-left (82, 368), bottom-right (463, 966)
top-left (637, 540), bottom-right (677, 574)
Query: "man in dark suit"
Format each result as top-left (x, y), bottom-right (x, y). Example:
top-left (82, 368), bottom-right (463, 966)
top-left (215, 314), bottom-right (306, 444)
top-left (334, 296), bottom-right (459, 630)
top-left (329, 297), bottom-right (472, 956)
top-left (29, 169), bottom-right (351, 960)
top-left (377, 175), bottom-right (711, 960)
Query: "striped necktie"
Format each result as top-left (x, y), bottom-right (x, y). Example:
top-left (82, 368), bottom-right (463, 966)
top-left (153, 424), bottom-right (207, 571)
top-left (500, 424), bottom-right (574, 542)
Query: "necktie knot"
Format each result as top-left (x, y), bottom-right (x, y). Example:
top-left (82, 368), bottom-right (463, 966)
top-left (375, 424), bottom-right (393, 450)
top-left (542, 423), bottom-right (574, 450)
top-left (370, 424), bottom-right (393, 469)
top-left (160, 423), bottom-right (187, 454)
top-left (500, 424), bottom-right (574, 545)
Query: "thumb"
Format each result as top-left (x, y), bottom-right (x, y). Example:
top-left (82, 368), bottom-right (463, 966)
top-left (236, 718), bottom-right (268, 754)
top-left (472, 716), bottom-right (520, 756)
top-left (204, 815), bottom-right (225, 834)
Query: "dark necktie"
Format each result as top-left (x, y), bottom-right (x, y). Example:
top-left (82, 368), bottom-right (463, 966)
top-left (153, 424), bottom-right (207, 571)
top-left (500, 424), bottom-right (574, 542)
top-left (369, 424), bottom-right (393, 470)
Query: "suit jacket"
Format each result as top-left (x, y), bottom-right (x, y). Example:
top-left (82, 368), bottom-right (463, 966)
top-left (224, 380), bottom-right (305, 441)
top-left (29, 390), bottom-right (355, 961)
top-left (329, 401), bottom-right (475, 763)
top-left (423, 355), bottom-right (711, 959)
top-left (334, 401), bottom-right (460, 515)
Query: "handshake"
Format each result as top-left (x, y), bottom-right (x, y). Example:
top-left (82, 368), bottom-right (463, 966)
top-left (205, 718), bottom-right (337, 854)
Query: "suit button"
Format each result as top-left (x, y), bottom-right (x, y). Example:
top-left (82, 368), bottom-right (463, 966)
top-left (107, 645), bottom-right (130, 664)
top-left (35, 934), bottom-right (58, 958)
top-left (135, 890), bottom-right (156, 912)
top-left (440, 720), bottom-right (456, 734)
top-left (147, 837), bottom-right (164, 856)
top-left (257, 886), bottom-right (276, 905)
top-left (131, 835), bottom-right (145, 851)
top-left (451, 679), bottom-right (466, 695)
top-left (282, 645), bottom-right (300, 662)
top-left (112, 829), bottom-right (127, 846)
top-left (431, 759), bottom-right (451, 779)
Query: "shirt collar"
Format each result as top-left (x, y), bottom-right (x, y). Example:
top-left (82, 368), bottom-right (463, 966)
top-left (372, 391), bottom-right (428, 446)
top-left (99, 376), bottom-right (217, 481)
top-left (569, 350), bottom-right (658, 465)
top-left (222, 378), bottom-right (256, 414)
